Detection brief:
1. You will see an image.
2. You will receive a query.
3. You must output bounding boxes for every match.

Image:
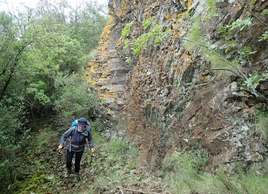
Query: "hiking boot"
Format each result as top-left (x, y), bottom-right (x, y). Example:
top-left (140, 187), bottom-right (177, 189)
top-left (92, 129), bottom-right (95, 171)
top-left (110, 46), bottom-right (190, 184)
top-left (64, 168), bottom-right (72, 178)
top-left (74, 173), bottom-right (80, 183)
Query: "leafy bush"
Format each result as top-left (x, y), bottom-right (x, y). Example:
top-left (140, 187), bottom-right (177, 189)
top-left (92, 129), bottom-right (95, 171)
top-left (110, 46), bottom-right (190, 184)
top-left (53, 74), bottom-right (99, 119)
top-left (0, 107), bottom-right (31, 192)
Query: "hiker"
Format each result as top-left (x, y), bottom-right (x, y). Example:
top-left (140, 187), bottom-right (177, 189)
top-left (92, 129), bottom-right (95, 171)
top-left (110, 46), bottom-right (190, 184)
top-left (58, 117), bottom-right (95, 182)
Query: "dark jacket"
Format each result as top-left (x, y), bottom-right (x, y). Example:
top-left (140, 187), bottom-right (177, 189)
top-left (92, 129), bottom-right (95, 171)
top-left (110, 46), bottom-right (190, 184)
top-left (60, 124), bottom-right (94, 152)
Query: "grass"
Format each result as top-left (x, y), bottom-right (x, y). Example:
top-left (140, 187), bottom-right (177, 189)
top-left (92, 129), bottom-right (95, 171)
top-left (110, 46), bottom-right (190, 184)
top-left (255, 110), bottom-right (268, 141)
top-left (10, 121), bottom-right (268, 194)
top-left (183, 16), bottom-right (239, 73)
top-left (162, 149), bottom-right (268, 193)
top-left (88, 132), bottom-right (140, 188)
top-left (162, 149), bottom-right (208, 193)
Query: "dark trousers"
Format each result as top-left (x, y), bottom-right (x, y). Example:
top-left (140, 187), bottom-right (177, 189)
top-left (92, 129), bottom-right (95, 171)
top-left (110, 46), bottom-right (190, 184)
top-left (66, 150), bottom-right (84, 173)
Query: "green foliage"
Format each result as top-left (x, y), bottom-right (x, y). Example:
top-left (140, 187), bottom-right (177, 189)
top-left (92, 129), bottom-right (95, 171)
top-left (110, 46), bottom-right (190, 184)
top-left (219, 17), bottom-right (253, 39)
top-left (26, 81), bottom-right (51, 105)
top-left (121, 21), bottom-right (134, 38)
top-left (163, 150), bottom-right (208, 192)
top-left (215, 165), bottom-right (268, 194)
top-left (163, 150), bottom-right (268, 193)
top-left (125, 56), bottom-right (132, 65)
top-left (0, 0), bottom-right (107, 120)
top-left (123, 38), bottom-right (130, 50)
top-left (34, 128), bottom-right (56, 153)
top-left (0, 1), bottom-right (106, 192)
top-left (53, 74), bottom-right (99, 118)
top-left (239, 46), bottom-right (257, 61)
top-left (133, 33), bottom-right (151, 56)
top-left (218, 25), bottom-right (232, 38)
top-left (0, 106), bottom-right (32, 192)
top-left (142, 18), bottom-right (153, 30)
top-left (255, 110), bottom-right (268, 141)
top-left (151, 24), bottom-right (170, 47)
top-left (230, 18), bottom-right (253, 31)
top-left (205, 0), bottom-right (221, 19)
top-left (12, 173), bottom-right (52, 194)
top-left (93, 136), bottom-right (139, 187)
top-left (243, 74), bottom-right (260, 90)
top-left (133, 22), bottom-right (171, 56)
top-left (0, 160), bottom-right (9, 190)
top-left (261, 9), bottom-right (268, 15)
top-left (258, 31), bottom-right (268, 42)
top-left (121, 17), bottom-right (171, 57)
top-left (110, 137), bottom-right (129, 153)
top-left (143, 98), bottom-right (152, 108)
top-left (185, 16), bottom-right (238, 70)
top-left (225, 39), bottom-right (237, 52)
top-left (215, 170), bottom-right (248, 194)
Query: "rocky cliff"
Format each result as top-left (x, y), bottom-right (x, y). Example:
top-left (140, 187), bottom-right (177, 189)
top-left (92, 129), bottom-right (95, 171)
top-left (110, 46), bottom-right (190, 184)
top-left (86, 0), bottom-right (268, 173)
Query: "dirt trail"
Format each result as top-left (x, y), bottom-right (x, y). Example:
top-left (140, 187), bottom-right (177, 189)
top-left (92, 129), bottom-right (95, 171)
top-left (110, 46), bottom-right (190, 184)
top-left (31, 137), bottom-right (168, 194)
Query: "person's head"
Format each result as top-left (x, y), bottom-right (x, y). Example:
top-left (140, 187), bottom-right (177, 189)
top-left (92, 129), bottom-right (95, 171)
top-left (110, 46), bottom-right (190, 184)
top-left (77, 118), bottom-right (87, 130)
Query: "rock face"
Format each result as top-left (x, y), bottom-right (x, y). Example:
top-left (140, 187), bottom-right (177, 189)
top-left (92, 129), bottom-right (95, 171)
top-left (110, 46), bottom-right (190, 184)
top-left (87, 0), bottom-right (268, 173)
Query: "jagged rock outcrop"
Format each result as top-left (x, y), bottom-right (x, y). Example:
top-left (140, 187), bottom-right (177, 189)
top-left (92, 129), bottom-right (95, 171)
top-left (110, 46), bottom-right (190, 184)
top-left (87, 0), bottom-right (268, 173)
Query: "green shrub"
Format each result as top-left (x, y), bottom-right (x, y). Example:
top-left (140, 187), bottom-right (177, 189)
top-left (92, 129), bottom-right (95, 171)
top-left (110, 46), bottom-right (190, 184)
top-left (53, 74), bottom-right (99, 119)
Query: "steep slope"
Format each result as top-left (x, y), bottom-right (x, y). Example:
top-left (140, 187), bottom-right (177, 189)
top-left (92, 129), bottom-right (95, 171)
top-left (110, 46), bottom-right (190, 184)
top-left (87, 0), bottom-right (268, 173)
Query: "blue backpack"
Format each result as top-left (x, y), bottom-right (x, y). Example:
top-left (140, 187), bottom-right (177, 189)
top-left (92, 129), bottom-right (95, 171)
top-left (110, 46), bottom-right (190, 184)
top-left (71, 119), bottom-right (78, 127)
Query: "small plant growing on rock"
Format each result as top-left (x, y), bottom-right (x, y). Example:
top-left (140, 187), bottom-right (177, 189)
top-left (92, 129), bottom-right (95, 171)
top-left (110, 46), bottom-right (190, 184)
top-left (230, 18), bottom-right (253, 31)
top-left (133, 23), bottom-right (171, 56)
top-left (142, 17), bottom-right (153, 30)
top-left (122, 21), bottom-right (134, 38)
top-left (258, 31), bottom-right (268, 42)
top-left (239, 46), bottom-right (257, 61)
top-left (123, 38), bottom-right (130, 50)
top-left (243, 74), bottom-right (260, 90)
top-left (125, 56), bottom-right (132, 65)
top-left (218, 17), bottom-right (253, 39)
top-left (261, 9), bottom-right (268, 15)
top-left (256, 110), bottom-right (268, 141)
top-left (133, 33), bottom-right (151, 56)
top-left (218, 25), bottom-right (231, 38)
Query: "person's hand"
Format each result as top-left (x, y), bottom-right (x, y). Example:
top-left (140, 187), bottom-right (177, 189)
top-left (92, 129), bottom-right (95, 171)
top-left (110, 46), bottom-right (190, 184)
top-left (91, 147), bottom-right (95, 153)
top-left (58, 145), bottom-right (63, 151)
